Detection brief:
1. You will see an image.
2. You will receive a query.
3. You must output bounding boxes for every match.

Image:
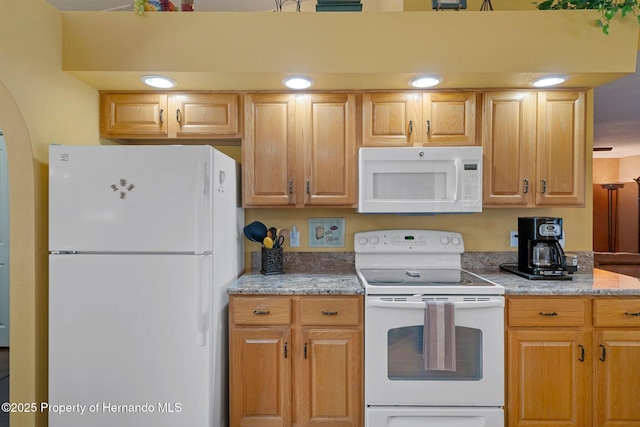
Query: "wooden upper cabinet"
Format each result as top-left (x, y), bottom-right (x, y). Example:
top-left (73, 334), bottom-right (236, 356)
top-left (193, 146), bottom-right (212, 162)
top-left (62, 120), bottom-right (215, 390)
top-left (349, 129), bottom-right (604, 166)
top-left (361, 93), bottom-right (420, 147)
top-left (169, 93), bottom-right (240, 138)
top-left (100, 93), bottom-right (168, 138)
top-left (482, 92), bottom-right (537, 206)
top-left (482, 91), bottom-right (586, 208)
top-left (243, 93), bottom-right (357, 208)
top-left (299, 93), bottom-right (357, 207)
top-left (536, 91), bottom-right (586, 206)
top-left (243, 93), bottom-right (297, 207)
top-left (361, 92), bottom-right (477, 147)
top-left (422, 92), bottom-right (477, 145)
top-left (99, 92), bottom-right (240, 140)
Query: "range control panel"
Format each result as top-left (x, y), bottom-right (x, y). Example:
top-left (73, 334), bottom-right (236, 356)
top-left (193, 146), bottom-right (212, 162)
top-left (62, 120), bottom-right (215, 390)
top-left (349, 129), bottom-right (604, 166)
top-left (354, 229), bottom-right (464, 254)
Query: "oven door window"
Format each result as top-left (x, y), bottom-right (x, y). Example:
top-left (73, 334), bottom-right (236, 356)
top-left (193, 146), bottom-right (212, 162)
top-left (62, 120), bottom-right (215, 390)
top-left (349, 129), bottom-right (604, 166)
top-left (388, 325), bottom-right (482, 381)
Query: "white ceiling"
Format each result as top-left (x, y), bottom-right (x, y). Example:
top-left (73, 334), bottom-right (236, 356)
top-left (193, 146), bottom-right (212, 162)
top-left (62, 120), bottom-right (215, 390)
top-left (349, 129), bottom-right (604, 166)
top-left (47, 1), bottom-right (640, 158)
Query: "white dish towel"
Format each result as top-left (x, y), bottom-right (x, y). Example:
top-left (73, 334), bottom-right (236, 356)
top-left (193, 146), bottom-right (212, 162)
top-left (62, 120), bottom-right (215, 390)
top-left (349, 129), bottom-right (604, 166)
top-left (423, 300), bottom-right (457, 371)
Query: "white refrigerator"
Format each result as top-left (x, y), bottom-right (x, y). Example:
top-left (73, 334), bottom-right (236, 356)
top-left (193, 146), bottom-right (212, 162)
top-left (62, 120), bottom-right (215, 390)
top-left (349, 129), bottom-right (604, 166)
top-left (48, 145), bottom-right (244, 427)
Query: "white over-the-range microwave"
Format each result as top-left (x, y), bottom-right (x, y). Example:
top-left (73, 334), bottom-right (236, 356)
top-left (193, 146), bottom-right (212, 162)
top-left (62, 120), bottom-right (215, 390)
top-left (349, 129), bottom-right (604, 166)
top-left (358, 146), bottom-right (482, 214)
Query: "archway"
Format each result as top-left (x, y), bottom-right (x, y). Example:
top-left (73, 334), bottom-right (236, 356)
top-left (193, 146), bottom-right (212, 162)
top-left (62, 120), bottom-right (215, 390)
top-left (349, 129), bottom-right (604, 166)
top-left (0, 80), bottom-right (41, 426)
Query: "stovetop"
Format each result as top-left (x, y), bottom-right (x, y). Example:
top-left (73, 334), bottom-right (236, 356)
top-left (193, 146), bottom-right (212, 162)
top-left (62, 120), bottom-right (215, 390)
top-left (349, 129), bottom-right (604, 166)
top-left (354, 229), bottom-right (504, 296)
top-left (357, 267), bottom-right (504, 295)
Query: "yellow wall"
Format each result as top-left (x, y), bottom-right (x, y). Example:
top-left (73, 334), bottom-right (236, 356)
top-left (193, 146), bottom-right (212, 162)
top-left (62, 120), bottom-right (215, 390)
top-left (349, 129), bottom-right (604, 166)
top-left (0, 1), bottom-right (610, 425)
top-left (0, 1), bottom-right (101, 425)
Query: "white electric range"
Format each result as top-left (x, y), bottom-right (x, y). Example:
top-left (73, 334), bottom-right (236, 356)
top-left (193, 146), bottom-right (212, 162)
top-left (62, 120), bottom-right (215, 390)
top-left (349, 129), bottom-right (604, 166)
top-left (355, 229), bottom-right (505, 427)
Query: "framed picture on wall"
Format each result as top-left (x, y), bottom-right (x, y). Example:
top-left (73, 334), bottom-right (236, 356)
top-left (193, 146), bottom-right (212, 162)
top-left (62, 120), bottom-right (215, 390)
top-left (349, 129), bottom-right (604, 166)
top-left (308, 218), bottom-right (345, 248)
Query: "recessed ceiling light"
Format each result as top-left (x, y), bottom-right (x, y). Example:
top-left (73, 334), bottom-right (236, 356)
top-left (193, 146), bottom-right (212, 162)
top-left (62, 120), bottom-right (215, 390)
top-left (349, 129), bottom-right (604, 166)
top-left (140, 75), bottom-right (177, 89)
top-left (282, 76), bottom-right (314, 90)
top-left (409, 76), bottom-right (441, 88)
top-left (530, 76), bottom-right (566, 88)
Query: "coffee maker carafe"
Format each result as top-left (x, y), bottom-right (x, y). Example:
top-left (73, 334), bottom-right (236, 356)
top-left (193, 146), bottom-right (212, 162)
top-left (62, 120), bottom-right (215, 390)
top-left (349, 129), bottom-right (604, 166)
top-left (518, 217), bottom-right (566, 276)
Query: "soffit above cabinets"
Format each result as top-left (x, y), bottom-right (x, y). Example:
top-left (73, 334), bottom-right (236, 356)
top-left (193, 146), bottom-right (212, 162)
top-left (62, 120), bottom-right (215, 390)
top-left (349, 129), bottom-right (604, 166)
top-left (61, 10), bottom-right (638, 92)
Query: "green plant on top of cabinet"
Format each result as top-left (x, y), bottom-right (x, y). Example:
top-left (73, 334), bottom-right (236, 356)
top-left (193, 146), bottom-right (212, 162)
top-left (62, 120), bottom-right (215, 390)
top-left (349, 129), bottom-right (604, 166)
top-left (100, 92), bottom-right (241, 140)
top-left (361, 92), bottom-right (478, 147)
top-left (242, 93), bottom-right (357, 208)
top-left (482, 91), bottom-right (586, 207)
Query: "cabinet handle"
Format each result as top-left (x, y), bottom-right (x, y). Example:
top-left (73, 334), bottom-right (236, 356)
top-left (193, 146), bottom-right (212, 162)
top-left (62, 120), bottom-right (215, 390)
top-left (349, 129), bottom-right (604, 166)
top-left (321, 310), bottom-right (338, 316)
top-left (578, 344), bottom-right (585, 362)
top-left (176, 109), bottom-right (182, 124)
top-left (426, 120), bottom-right (431, 135)
top-left (306, 180), bottom-right (310, 194)
top-left (304, 343), bottom-right (308, 359)
top-left (523, 179), bottom-right (529, 194)
top-left (408, 120), bottom-right (413, 135)
top-left (289, 179), bottom-right (293, 194)
top-left (625, 311), bottom-right (640, 316)
top-left (159, 109), bottom-right (164, 124)
top-left (599, 344), bottom-right (606, 362)
top-left (253, 310), bottom-right (270, 315)
top-left (539, 311), bottom-right (558, 317)
top-left (541, 179), bottom-right (547, 194)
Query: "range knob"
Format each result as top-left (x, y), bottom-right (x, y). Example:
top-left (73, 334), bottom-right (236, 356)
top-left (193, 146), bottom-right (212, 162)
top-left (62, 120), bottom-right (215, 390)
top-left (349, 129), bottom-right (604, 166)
top-left (451, 236), bottom-right (462, 246)
top-left (357, 236), bottom-right (368, 246)
top-left (440, 235), bottom-right (450, 245)
top-left (369, 236), bottom-right (380, 245)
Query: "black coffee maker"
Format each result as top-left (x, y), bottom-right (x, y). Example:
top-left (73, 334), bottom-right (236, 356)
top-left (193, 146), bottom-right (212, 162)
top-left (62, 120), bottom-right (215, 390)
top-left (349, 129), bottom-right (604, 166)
top-left (501, 217), bottom-right (573, 280)
top-left (518, 217), bottom-right (567, 277)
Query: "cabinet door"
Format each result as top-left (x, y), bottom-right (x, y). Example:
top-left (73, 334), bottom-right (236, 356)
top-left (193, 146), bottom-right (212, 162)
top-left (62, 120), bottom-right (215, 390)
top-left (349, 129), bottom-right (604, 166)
top-left (482, 92), bottom-right (537, 206)
top-left (298, 327), bottom-right (362, 427)
top-left (536, 92), bottom-right (586, 206)
top-left (361, 93), bottom-right (420, 147)
top-left (507, 329), bottom-right (590, 427)
top-left (299, 94), bottom-right (357, 207)
top-left (594, 330), bottom-right (640, 427)
top-left (169, 93), bottom-right (240, 138)
top-left (243, 94), bottom-right (296, 207)
top-left (100, 93), bottom-right (168, 138)
top-left (422, 92), bottom-right (477, 145)
top-left (229, 327), bottom-right (292, 427)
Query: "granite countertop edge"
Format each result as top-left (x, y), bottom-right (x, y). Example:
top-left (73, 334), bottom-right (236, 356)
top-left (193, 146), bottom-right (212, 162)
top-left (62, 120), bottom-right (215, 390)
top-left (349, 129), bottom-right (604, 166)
top-left (227, 270), bottom-right (640, 297)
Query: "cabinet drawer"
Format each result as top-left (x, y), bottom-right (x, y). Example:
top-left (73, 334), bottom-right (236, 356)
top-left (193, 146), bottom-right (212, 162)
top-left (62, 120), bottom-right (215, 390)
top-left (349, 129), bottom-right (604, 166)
top-left (508, 298), bottom-right (587, 327)
top-left (299, 297), bottom-right (360, 326)
top-left (232, 297), bottom-right (290, 325)
top-left (594, 298), bottom-right (640, 327)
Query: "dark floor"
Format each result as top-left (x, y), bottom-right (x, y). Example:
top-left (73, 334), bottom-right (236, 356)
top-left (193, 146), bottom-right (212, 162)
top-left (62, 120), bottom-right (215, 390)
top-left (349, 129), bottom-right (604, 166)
top-left (0, 348), bottom-right (8, 427)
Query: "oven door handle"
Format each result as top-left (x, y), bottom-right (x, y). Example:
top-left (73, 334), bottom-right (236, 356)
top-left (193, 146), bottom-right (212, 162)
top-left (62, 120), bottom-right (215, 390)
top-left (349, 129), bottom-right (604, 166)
top-left (367, 299), bottom-right (503, 309)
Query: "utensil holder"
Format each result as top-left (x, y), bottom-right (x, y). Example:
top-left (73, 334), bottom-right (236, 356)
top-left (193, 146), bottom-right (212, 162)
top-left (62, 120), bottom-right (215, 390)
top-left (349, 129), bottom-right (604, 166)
top-left (261, 247), bottom-right (284, 275)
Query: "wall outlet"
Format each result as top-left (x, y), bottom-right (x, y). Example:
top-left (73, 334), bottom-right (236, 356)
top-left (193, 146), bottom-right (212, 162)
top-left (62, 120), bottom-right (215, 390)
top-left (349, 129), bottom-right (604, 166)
top-left (510, 231), bottom-right (518, 247)
top-left (290, 226), bottom-right (300, 247)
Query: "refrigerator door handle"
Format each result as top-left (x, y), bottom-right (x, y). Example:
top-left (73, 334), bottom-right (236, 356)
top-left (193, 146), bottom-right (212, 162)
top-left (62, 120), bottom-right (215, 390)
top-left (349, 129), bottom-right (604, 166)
top-left (194, 257), bottom-right (206, 346)
top-left (194, 162), bottom-right (207, 255)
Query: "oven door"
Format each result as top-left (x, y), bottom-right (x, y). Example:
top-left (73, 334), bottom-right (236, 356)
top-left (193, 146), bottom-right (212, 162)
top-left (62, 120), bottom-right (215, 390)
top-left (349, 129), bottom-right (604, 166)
top-left (365, 294), bottom-right (504, 406)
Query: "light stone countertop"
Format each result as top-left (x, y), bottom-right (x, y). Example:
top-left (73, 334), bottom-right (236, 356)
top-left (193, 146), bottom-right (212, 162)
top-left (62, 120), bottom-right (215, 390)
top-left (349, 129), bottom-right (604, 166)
top-left (228, 268), bottom-right (640, 297)
top-left (468, 268), bottom-right (640, 296)
top-left (227, 273), bottom-right (364, 295)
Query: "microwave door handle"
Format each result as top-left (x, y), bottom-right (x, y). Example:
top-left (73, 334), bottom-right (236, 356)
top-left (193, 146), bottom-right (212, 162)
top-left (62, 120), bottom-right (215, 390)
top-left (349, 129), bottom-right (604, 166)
top-left (368, 299), bottom-right (503, 309)
top-left (453, 159), bottom-right (460, 201)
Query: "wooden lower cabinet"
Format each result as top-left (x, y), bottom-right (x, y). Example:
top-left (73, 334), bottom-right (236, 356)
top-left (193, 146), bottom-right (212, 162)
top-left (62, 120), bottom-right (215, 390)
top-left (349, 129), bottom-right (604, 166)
top-left (507, 296), bottom-right (640, 427)
top-left (229, 295), bottom-right (363, 427)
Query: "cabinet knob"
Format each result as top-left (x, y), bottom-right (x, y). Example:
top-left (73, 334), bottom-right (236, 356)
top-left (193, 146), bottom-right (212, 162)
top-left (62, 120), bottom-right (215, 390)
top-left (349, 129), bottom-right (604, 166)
top-left (159, 109), bottom-right (164, 124)
top-left (176, 109), bottom-right (182, 124)
top-left (321, 310), bottom-right (338, 316)
top-left (523, 179), bottom-right (529, 194)
top-left (289, 179), bottom-right (293, 194)
top-left (253, 310), bottom-right (270, 315)
top-left (426, 120), bottom-right (431, 135)
top-left (408, 120), bottom-right (413, 135)
top-left (599, 344), bottom-right (607, 362)
top-left (625, 311), bottom-right (640, 316)
top-left (539, 311), bottom-right (558, 317)
top-left (541, 179), bottom-right (547, 194)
